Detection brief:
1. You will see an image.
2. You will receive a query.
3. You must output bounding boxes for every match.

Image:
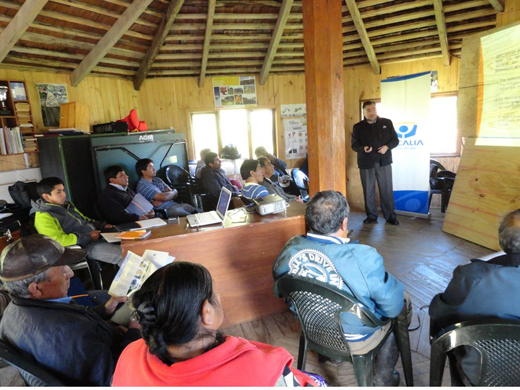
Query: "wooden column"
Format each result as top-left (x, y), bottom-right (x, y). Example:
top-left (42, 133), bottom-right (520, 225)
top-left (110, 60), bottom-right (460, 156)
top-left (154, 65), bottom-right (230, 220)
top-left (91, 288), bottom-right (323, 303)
top-left (302, 0), bottom-right (346, 196)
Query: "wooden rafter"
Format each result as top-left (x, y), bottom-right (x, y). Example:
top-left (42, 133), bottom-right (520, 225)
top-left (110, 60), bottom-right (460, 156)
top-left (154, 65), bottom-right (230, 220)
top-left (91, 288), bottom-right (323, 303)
top-left (259, 0), bottom-right (294, 85)
top-left (0, 0), bottom-right (48, 63)
top-left (433, 0), bottom-right (450, 66)
top-left (344, 0), bottom-right (380, 74)
top-left (134, 0), bottom-right (185, 90)
top-left (488, 0), bottom-right (504, 12)
top-left (70, 0), bottom-right (153, 87)
top-left (199, 0), bottom-right (216, 88)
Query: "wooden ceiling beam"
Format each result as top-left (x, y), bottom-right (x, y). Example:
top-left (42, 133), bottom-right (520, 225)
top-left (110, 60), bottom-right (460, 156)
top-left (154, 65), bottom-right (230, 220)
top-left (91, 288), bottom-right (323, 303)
top-left (0, 0), bottom-right (153, 42)
top-left (0, 0), bottom-right (48, 63)
top-left (433, 0), bottom-right (450, 66)
top-left (488, 0), bottom-right (504, 12)
top-left (344, 0), bottom-right (380, 74)
top-left (71, 0), bottom-right (153, 86)
top-left (199, 0), bottom-right (216, 87)
top-left (49, 0), bottom-right (157, 29)
top-left (259, 0), bottom-right (294, 85)
top-left (134, 0), bottom-right (185, 90)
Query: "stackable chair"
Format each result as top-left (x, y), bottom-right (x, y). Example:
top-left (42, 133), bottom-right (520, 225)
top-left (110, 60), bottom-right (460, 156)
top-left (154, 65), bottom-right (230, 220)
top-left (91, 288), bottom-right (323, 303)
top-left (0, 340), bottom-right (66, 386)
top-left (290, 168), bottom-right (309, 201)
top-left (163, 164), bottom-right (197, 207)
top-left (430, 318), bottom-right (520, 386)
top-left (274, 275), bottom-right (413, 387)
top-left (428, 159), bottom-right (456, 213)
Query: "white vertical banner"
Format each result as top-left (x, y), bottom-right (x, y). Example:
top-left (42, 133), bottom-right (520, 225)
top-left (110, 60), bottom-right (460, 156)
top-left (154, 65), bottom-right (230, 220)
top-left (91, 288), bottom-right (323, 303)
top-left (381, 71), bottom-right (431, 216)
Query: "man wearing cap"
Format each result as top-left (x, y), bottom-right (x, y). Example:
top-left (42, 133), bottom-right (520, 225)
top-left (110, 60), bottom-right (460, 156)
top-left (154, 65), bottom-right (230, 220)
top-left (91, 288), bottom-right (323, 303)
top-left (0, 235), bottom-right (141, 386)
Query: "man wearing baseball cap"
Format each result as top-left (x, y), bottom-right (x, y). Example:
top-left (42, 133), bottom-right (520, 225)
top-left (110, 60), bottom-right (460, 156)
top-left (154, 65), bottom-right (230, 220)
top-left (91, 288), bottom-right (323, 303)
top-left (0, 235), bottom-right (140, 386)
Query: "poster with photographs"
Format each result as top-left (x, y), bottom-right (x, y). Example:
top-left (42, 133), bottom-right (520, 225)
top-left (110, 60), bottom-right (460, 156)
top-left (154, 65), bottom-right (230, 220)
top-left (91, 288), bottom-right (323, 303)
top-left (284, 118), bottom-right (308, 159)
top-left (213, 76), bottom-right (257, 109)
top-left (36, 84), bottom-right (68, 127)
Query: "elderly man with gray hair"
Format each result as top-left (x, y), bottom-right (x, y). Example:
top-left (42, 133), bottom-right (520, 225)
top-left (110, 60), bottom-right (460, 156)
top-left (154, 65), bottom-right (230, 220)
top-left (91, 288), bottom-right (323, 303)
top-left (0, 235), bottom-right (140, 386)
top-left (429, 208), bottom-right (520, 385)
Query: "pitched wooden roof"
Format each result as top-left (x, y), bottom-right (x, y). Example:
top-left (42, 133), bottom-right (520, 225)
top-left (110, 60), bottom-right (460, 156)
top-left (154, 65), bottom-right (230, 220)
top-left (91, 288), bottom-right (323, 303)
top-left (0, 0), bottom-right (500, 88)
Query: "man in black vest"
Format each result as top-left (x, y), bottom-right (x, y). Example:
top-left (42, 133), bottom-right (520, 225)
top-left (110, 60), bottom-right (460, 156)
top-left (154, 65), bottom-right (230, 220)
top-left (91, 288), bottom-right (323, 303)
top-left (351, 101), bottom-right (399, 225)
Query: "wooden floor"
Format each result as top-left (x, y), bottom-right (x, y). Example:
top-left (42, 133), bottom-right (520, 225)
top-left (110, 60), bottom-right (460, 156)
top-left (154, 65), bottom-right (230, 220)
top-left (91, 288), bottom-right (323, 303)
top-left (0, 207), bottom-right (493, 386)
top-left (221, 207), bottom-right (493, 387)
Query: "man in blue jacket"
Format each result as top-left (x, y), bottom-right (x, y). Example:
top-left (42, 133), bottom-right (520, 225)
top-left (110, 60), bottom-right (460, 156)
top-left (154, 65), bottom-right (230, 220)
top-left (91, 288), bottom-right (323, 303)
top-left (273, 191), bottom-right (410, 385)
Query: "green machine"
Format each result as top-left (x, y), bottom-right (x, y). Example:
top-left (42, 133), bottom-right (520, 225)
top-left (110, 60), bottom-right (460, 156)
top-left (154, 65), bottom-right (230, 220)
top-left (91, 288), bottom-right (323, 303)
top-left (38, 130), bottom-right (187, 219)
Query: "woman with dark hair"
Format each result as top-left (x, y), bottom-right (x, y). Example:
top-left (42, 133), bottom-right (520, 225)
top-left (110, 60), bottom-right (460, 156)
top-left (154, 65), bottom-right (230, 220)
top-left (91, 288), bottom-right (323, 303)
top-left (112, 262), bottom-right (316, 387)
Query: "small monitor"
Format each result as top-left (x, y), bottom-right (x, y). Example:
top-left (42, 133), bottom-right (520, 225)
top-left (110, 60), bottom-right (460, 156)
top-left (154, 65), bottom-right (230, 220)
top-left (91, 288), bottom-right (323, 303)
top-left (216, 187), bottom-right (232, 219)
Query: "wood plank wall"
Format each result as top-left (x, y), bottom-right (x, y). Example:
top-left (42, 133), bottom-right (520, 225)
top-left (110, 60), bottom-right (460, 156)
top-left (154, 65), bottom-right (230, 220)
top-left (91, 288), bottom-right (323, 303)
top-left (442, 0), bottom-right (520, 250)
top-left (0, 56), bottom-right (460, 206)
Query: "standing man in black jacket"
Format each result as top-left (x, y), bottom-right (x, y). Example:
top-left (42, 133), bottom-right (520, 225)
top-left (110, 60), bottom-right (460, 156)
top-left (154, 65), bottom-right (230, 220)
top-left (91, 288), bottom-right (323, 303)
top-left (352, 101), bottom-right (400, 225)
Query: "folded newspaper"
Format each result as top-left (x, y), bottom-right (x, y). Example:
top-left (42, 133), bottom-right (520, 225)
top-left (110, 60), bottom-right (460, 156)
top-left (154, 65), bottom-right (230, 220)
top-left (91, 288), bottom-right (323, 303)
top-left (108, 249), bottom-right (175, 297)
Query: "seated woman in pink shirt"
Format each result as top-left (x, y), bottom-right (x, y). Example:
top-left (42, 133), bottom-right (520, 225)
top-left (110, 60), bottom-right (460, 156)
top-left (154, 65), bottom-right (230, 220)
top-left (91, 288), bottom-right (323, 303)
top-left (112, 261), bottom-right (316, 387)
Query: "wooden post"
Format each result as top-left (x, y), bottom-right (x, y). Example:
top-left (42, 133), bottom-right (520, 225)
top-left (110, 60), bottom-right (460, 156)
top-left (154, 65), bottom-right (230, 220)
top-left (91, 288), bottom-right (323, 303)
top-left (302, 0), bottom-right (346, 196)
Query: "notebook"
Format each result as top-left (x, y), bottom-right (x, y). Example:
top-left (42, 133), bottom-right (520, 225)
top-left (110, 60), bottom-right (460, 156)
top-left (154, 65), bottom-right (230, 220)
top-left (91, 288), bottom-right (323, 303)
top-left (186, 187), bottom-right (232, 227)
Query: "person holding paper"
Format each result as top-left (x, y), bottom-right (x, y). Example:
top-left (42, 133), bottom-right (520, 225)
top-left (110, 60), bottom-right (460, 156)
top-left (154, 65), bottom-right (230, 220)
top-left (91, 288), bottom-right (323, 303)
top-left (98, 165), bottom-right (155, 225)
top-left (0, 235), bottom-right (141, 386)
top-left (351, 101), bottom-right (400, 225)
top-left (31, 177), bottom-right (124, 266)
top-left (112, 261), bottom-right (316, 387)
top-left (135, 159), bottom-right (203, 217)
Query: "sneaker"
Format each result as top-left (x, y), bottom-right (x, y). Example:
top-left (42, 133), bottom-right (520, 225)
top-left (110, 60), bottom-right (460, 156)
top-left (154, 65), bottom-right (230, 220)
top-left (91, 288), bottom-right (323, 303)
top-left (363, 217), bottom-right (378, 224)
top-left (386, 218), bottom-right (399, 225)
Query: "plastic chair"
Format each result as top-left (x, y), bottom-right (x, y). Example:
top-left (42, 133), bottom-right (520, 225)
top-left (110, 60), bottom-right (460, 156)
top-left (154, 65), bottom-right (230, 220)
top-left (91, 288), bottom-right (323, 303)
top-left (0, 339), bottom-right (66, 386)
top-left (430, 318), bottom-right (520, 386)
top-left (290, 168), bottom-right (309, 201)
top-left (428, 159), bottom-right (455, 213)
top-left (163, 164), bottom-right (197, 207)
top-left (274, 275), bottom-right (413, 386)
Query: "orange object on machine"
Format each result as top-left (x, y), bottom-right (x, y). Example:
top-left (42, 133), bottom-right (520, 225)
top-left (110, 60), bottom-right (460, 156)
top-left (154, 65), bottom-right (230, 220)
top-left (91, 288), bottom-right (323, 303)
top-left (118, 109), bottom-right (148, 132)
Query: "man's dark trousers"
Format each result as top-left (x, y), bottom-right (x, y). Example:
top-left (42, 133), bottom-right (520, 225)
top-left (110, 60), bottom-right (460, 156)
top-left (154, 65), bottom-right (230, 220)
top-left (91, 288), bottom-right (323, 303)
top-left (360, 162), bottom-right (396, 221)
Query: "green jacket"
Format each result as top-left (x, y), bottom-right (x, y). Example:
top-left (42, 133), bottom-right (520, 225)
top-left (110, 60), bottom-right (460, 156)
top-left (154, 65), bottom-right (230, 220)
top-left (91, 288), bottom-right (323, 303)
top-left (30, 199), bottom-right (104, 247)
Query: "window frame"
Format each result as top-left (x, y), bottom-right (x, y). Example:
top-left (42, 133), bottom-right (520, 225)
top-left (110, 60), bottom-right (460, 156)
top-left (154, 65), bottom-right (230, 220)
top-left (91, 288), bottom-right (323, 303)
top-left (188, 107), bottom-right (278, 160)
top-left (360, 92), bottom-right (461, 157)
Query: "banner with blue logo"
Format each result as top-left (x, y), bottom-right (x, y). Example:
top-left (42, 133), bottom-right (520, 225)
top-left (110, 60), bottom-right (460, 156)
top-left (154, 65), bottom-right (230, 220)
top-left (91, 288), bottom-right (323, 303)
top-left (381, 72), bottom-right (431, 216)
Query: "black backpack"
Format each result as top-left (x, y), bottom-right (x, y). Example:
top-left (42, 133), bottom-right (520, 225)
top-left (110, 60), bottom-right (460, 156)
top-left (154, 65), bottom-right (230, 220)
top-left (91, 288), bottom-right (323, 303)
top-left (8, 181), bottom-right (39, 208)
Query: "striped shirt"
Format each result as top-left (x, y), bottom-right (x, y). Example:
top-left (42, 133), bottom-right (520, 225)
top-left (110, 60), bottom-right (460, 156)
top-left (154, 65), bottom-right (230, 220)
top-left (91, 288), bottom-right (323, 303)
top-left (241, 183), bottom-right (269, 200)
top-left (136, 177), bottom-right (175, 210)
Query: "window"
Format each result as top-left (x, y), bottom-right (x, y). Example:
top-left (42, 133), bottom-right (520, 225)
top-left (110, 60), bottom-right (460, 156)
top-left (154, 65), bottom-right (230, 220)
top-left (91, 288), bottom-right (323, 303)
top-left (360, 94), bottom-right (459, 156)
top-left (191, 109), bottom-right (275, 159)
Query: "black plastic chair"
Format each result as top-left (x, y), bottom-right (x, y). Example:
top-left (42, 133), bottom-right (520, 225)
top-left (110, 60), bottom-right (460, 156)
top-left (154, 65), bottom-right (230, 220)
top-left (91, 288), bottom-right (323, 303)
top-left (430, 318), bottom-right (520, 386)
top-left (290, 168), bottom-right (309, 201)
top-left (0, 339), bottom-right (66, 386)
top-left (163, 164), bottom-right (196, 206)
top-left (274, 275), bottom-right (413, 386)
top-left (429, 159), bottom-right (456, 213)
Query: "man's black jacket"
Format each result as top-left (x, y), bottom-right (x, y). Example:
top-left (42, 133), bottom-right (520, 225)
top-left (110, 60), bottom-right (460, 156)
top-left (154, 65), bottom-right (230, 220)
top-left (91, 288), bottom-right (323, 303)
top-left (351, 117), bottom-right (399, 169)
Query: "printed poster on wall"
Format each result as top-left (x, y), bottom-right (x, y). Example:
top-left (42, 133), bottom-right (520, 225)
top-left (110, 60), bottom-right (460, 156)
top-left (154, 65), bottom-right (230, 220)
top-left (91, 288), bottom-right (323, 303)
top-left (283, 118), bottom-right (307, 159)
top-left (213, 76), bottom-right (257, 109)
top-left (36, 83), bottom-right (68, 127)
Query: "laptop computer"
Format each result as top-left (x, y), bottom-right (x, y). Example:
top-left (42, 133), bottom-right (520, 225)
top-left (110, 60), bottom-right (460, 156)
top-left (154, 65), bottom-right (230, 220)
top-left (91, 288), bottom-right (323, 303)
top-left (186, 187), bottom-right (232, 227)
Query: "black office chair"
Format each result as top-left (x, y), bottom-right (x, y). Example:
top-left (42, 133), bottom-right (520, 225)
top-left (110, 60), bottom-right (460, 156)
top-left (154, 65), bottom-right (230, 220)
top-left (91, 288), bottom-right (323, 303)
top-left (0, 339), bottom-right (67, 386)
top-left (430, 318), bottom-right (520, 386)
top-left (290, 168), bottom-right (309, 201)
top-left (163, 164), bottom-right (197, 207)
top-left (429, 159), bottom-right (456, 213)
top-left (274, 275), bottom-right (413, 387)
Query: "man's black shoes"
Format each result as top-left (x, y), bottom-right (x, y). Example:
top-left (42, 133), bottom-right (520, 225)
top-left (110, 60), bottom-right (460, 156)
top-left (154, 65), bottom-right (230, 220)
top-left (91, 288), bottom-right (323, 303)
top-left (386, 218), bottom-right (400, 225)
top-left (363, 217), bottom-right (378, 224)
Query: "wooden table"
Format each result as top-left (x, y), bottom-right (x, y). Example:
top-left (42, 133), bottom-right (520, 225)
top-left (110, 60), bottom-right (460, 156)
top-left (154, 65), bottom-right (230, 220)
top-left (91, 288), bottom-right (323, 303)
top-left (121, 202), bottom-right (306, 327)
